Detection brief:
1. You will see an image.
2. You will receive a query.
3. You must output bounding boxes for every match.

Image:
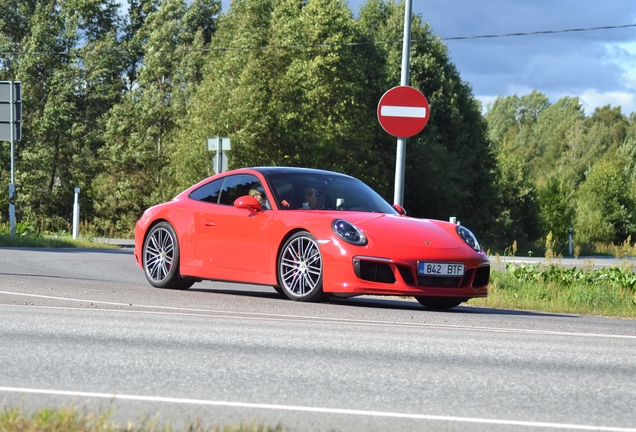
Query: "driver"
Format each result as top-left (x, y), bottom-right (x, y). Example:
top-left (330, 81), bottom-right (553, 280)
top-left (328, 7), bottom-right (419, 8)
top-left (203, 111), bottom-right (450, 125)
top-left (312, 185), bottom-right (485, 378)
top-left (302, 182), bottom-right (327, 209)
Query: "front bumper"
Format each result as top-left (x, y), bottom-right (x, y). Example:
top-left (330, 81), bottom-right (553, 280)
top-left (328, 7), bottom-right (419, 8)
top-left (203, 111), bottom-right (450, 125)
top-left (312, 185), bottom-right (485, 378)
top-left (320, 238), bottom-right (490, 298)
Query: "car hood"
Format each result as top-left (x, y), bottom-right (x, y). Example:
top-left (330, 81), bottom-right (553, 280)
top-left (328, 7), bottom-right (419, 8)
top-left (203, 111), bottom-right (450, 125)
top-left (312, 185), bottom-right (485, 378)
top-left (351, 214), bottom-right (462, 249)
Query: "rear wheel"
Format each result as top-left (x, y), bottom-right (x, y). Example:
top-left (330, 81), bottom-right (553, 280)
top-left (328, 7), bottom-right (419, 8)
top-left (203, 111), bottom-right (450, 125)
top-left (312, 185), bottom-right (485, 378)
top-left (272, 286), bottom-right (287, 297)
top-left (277, 231), bottom-right (326, 302)
top-left (143, 222), bottom-right (194, 290)
top-left (415, 296), bottom-right (463, 310)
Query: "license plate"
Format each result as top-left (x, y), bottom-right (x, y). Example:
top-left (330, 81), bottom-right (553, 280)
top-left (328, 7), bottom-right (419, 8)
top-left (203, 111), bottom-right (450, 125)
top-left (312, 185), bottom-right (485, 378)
top-left (418, 262), bottom-right (464, 276)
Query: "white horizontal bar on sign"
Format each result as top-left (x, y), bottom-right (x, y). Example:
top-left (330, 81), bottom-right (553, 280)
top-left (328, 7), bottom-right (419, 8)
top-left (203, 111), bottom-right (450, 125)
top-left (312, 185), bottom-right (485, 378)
top-left (381, 106), bottom-right (426, 118)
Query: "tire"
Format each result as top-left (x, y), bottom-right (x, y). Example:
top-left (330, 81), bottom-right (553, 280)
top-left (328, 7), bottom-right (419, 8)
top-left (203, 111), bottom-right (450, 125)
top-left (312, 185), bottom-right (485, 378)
top-left (277, 231), bottom-right (327, 302)
top-left (272, 286), bottom-right (287, 297)
top-left (415, 296), bottom-right (463, 311)
top-left (143, 222), bottom-right (195, 290)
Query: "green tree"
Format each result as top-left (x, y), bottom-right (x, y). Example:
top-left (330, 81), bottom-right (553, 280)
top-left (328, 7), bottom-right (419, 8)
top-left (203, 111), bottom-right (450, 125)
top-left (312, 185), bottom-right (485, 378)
top-left (93, 0), bottom-right (220, 234)
top-left (492, 135), bottom-right (541, 248)
top-left (121, 0), bottom-right (160, 89)
top-left (538, 173), bottom-right (576, 251)
top-left (485, 91), bottom-right (550, 154)
top-left (1, 0), bottom-right (123, 230)
top-left (585, 105), bottom-right (628, 147)
top-left (575, 151), bottom-right (636, 245)
top-left (173, 0), bottom-right (385, 191)
top-left (530, 96), bottom-right (584, 180)
top-left (557, 120), bottom-right (614, 186)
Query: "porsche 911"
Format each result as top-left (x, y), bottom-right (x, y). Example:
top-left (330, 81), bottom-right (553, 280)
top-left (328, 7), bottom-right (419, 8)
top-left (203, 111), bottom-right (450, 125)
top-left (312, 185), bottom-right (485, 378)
top-left (134, 167), bottom-right (490, 310)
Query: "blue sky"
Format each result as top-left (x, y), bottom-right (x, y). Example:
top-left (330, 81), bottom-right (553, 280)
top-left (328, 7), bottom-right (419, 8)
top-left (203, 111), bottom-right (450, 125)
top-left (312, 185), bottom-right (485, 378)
top-left (347, 0), bottom-right (636, 116)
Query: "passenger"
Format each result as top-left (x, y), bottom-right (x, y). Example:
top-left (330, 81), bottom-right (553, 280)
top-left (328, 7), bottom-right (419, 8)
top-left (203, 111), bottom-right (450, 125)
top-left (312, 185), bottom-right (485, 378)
top-left (248, 188), bottom-right (269, 209)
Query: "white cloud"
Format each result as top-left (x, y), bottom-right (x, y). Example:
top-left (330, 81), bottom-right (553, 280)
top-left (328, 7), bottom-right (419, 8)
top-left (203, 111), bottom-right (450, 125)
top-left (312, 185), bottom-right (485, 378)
top-left (605, 41), bottom-right (636, 91)
top-left (578, 89), bottom-right (636, 115)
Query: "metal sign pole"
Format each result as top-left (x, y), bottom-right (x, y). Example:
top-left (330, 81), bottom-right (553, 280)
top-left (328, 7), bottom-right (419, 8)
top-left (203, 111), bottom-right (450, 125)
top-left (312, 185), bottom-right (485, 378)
top-left (393, 0), bottom-right (412, 206)
top-left (9, 80), bottom-right (15, 237)
top-left (208, 137), bottom-right (230, 174)
top-left (215, 138), bottom-right (222, 174)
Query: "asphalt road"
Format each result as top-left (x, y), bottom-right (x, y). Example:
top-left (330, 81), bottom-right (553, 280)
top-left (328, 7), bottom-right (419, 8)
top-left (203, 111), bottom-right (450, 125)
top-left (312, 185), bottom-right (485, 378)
top-left (1, 247), bottom-right (636, 432)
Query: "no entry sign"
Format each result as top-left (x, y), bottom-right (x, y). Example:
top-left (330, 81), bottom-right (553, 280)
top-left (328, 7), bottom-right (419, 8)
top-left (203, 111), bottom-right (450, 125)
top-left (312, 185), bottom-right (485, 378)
top-left (377, 85), bottom-right (429, 138)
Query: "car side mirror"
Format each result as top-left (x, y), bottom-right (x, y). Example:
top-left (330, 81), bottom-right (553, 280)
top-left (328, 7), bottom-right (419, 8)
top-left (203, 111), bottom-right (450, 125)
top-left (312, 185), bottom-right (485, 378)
top-left (392, 203), bottom-right (406, 215)
top-left (234, 195), bottom-right (264, 214)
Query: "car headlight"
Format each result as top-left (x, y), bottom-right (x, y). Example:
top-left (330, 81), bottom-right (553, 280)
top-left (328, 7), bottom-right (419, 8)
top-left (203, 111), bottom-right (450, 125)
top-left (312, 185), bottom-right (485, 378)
top-left (456, 225), bottom-right (481, 252)
top-left (332, 219), bottom-right (367, 246)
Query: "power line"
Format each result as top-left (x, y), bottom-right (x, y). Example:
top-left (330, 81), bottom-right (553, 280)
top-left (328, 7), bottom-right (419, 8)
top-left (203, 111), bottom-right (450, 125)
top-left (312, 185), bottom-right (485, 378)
top-left (441, 23), bottom-right (636, 41)
top-left (1, 23), bottom-right (635, 56)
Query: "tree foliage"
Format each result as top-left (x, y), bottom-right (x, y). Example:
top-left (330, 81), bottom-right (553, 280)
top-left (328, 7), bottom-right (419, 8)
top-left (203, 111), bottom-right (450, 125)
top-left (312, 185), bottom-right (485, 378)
top-left (92, 0), bottom-right (220, 234)
top-left (487, 92), bottom-right (636, 250)
top-left (1, 0), bottom-right (123, 230)
top-left (1, 0), bottom-right (634, 251)
top-left (172, 0), bottom-right (386, 197)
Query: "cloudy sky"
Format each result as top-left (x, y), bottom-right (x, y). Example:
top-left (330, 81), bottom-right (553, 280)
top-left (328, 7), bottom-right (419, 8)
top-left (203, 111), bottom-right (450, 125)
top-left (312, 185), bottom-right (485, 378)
top-left (348, 0), bottom-right (636, 116)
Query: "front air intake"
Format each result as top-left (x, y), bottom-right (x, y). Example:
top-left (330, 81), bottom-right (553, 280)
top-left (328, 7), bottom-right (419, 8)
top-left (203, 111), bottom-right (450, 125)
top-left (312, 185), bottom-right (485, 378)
top-left (353, 259), bottom-right (396, 283)
top-left (473, 266), bottom-right (491, 288)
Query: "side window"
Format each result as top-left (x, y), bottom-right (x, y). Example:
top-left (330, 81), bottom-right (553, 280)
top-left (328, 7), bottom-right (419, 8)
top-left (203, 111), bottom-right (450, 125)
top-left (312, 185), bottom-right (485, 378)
top-left (189, 178), bottom-right (224, 203)
top-left (218, 174), bottom-right (263, 206)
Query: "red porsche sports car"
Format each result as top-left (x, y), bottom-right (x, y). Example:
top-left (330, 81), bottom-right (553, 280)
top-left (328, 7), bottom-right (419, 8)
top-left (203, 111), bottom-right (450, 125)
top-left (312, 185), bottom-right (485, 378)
top-left (134, 167), bottom-right (490, 310)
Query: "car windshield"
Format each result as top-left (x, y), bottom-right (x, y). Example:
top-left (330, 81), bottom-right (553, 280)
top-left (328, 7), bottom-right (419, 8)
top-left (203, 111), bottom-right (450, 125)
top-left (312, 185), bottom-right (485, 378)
top-left (266, 172), bottom-right (398, 214)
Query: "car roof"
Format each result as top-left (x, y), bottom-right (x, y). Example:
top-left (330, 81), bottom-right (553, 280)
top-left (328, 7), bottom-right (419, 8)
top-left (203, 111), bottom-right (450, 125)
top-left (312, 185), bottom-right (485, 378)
top-left (250, 166), bottom-right (352, 178)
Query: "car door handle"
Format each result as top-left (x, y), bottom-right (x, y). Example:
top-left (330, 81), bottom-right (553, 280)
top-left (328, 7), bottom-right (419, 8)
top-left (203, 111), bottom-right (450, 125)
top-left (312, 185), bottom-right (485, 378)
top-left (203, 220), bottom-right (216, 227)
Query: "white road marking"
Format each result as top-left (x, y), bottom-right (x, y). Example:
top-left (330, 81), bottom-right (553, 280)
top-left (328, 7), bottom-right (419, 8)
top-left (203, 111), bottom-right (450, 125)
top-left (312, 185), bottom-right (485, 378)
top-left (1, 291), bottom-right (635, 340)
top-left (380, 105), bottom-right (426, 118)
top-left (0, 386), bottom-right (633, 431)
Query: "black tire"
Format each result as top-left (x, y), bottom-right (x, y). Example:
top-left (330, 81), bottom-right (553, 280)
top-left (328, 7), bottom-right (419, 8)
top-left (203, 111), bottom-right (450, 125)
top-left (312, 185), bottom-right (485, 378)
top-left (143, 222), bottom-right (195, 290)
top-left (415, 296), bottom-right (463, 310)
top-left (272, 286), bottom-right (287, 297)
top-left (277, 231), bottom-right (327, 302)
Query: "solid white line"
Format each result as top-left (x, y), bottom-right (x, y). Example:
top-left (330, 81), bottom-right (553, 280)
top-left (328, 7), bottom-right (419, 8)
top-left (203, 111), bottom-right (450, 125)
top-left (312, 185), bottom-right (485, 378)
top-left (2, 291), bottom-right (636, 340)
top-left (0, 386), bottom-right (633, 431)
top-left (0, 290), bottom-right (132, 307)
top-left (380, 105), bottom-right (426, 118)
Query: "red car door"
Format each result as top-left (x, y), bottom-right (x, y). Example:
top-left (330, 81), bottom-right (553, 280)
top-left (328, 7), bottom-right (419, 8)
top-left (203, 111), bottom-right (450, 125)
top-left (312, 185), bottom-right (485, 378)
top-left (189, 174), bottom-right (273, 282)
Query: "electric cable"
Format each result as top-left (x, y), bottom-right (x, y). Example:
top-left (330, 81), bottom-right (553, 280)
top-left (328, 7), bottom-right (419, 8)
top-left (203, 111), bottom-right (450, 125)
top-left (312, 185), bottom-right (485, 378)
top-left (1, 23), bottom-right (635, 56)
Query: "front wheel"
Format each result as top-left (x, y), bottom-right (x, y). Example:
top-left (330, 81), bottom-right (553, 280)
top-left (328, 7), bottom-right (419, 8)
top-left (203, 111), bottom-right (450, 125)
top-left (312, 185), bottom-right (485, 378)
top-left (415, 296), bottom-right (463, 310)
top-left (143, 222), bottom-right (194, 290)
top-left (277, 231), bottom-right (327, 302)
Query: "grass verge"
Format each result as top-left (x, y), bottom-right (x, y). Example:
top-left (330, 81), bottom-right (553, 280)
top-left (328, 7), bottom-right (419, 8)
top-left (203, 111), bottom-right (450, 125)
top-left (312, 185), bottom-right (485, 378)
top-left (0, 221), bottom-right (121, 249)
top-left (469, 259), bottom-right (636, 318)
top-left (0, 405), bottom-right (285, 432)
top-left (0, 233), bottom-right (118, 248)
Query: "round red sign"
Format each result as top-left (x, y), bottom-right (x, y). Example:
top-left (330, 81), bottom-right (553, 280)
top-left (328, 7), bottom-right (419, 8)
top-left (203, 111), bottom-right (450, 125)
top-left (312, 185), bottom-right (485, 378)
top-left (377, 86), bottom-right (429, 138)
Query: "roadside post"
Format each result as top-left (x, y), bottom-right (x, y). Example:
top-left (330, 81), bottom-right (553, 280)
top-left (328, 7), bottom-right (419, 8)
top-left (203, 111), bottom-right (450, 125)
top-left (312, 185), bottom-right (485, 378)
top-left (568, 227), bottom-right (573, 256)
top-left (72, 188), bottom-right (80, 239)
top-left (207, 137), bottom-right (231, 174)
top-left (0, 81), bottom-right (22, 237)
top-left (375, 0), bottom-right (430, 207)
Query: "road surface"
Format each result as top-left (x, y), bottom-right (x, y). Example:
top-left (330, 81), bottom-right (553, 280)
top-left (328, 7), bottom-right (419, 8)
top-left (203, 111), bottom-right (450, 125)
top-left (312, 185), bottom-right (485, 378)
top-left (1, 247), bottom-right (635, 431)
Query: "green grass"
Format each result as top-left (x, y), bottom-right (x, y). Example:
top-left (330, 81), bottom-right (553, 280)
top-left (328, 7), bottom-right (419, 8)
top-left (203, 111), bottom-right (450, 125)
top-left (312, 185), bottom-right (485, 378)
top-left (0, 221), bottom-right (118, 248)
top-left (469, 259), bottom-right (636, 318)
top-left (0, 232), bottom-right (118, 248)
top-left (0, 220), bottom-right (122, 249)
top-left (0, 405), bottom-right (285, 432)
